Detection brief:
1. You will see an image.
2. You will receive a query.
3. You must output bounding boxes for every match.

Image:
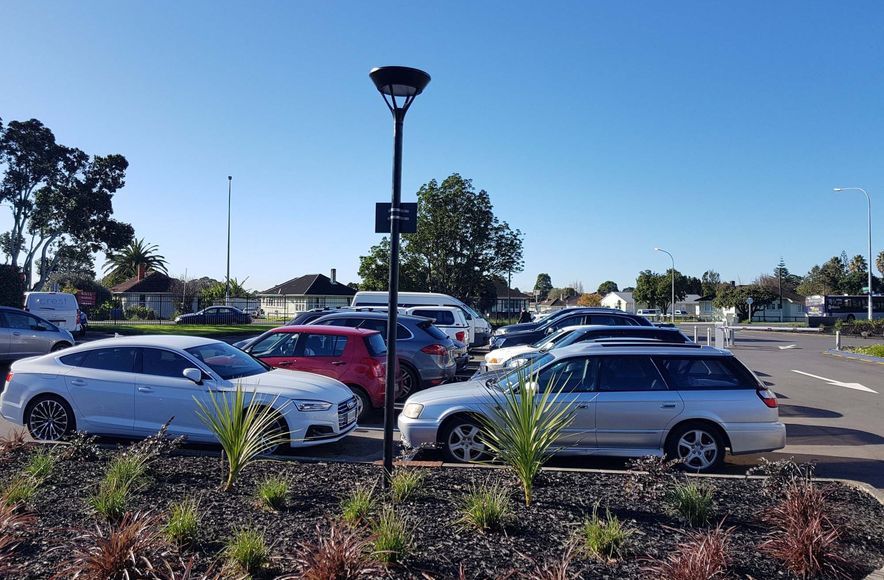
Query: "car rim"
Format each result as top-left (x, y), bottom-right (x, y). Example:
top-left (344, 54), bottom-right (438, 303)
top-left (259, 421), bottom-right (285, 455)
top-left (400, 370), bottom-right (416, 399)
top-left (29, 400), bottom-right (69, 441)
top-left (676, 429), bottom-right (718, 470)
top-left (447, 424), bottom-right (486, 462)
top-left (354, 395), bottom-right (365, 418)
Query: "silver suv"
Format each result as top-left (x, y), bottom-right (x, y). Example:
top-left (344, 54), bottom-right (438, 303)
top-left (398, 342), bottom-right (785, 472)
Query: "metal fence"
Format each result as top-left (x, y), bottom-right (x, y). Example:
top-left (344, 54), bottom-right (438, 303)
top-left (85, 295), bottom-right (345, 326)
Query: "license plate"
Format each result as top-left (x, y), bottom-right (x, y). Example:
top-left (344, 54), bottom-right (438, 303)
top-left (347, 410), bottom-right (357, 424)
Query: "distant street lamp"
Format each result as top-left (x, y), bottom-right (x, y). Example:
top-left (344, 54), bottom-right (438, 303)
top-left (833, 187), bottom-right (873, 320)
top-left (370, 66), bottom-right (431, 485)
top-left (655, 247), bottom-right (675, 323)
top-left (225, 176), bottom-right (232, 306)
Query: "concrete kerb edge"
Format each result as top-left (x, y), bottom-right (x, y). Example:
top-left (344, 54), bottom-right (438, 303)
top-left (824, 349), bottom-right (884, 366)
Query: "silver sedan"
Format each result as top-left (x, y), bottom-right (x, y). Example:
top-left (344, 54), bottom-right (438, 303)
top-left (0, 307), bottom-right (75, 362)
top-left (398, 342), bottom-right (786, 472)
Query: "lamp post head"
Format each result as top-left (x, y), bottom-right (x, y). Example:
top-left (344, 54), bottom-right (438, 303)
top-left (228, 176), bottom-right (232, 181)
top-left (370, 66), bottom-right (431, 97)
top-left (654, 247), bottom-right (661, 251)
top-left (833, 187), bottom-right (843, 192)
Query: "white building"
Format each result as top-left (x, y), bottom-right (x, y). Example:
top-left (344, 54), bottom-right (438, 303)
top-left (600, 291), bottom-right (644, 313)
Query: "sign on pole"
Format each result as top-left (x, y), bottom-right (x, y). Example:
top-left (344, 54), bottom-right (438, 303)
top-left (77, 291), bottom-right (96, 306)
top-left (375, 202), bottom-right (418, 234)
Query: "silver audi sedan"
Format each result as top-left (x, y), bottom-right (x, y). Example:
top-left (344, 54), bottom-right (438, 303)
top-left (0, 306), bottom-right (76, 361)
top-left (398, 342), bottom-right (786, 472)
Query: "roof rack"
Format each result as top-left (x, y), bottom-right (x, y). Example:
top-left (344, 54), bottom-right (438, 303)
top-left (597, 341), bottom-right (702, 348)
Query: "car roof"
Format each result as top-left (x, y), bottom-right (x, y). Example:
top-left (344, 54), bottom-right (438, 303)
top-left (573, 325), bottom-right (684, 334)
top-left (267, 324), bottom-right (378, 336)
top-left (312, 311), bottom-right (430, 323)
top-left (549, 342), bottom-right (727, 358)
top-left (58, 334), bottom-right (220, 352)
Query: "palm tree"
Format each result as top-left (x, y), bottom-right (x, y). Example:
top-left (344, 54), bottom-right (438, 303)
top-left (848, 254), bottom-right (868, 274)
top-left (877, 250), bottom-right (884, 278)
top-left (103, 238), bottom-right (168, 281)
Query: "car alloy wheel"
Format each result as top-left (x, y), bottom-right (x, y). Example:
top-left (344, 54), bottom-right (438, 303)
top-left (675, 428), bottom-right (720, 471)
top-left (443, 419), bottom-right (488, 463)
top-left (398, 366), bottom-right (419, 401)
top-left (258, 417), bottom-right (288, 456)
top-left (27, 398), bottom-right (72, 441)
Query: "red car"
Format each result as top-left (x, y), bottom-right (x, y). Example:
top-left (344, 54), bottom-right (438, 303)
top-left (241, 325), bottom-right (398, 420)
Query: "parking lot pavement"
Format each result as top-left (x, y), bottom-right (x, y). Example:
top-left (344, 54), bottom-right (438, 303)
top-left (2, 330), bottom-right (882, 489)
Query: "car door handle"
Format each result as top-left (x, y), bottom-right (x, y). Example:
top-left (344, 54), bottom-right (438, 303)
top-left (277, 361), bottom-right (293, 367)
top-left (331, 361), bottom-right (346, 366)
top-left (70, 378), bottom-right (87, 387)
top-left (660, 403), bottom-right (677, 409)
top-left (137, 386), bottom-right (153, 393)
top-left (577, 404), bottom-right (589, 409)
top-left (12, 332), bottom-right (20, 337)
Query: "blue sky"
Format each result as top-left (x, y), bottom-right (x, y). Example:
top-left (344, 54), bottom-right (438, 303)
top-left (3, 1), bottom-right (884, 293)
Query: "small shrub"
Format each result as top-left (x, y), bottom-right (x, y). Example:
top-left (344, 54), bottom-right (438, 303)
top-left (341, 486), bottom-right (377, 526)
top-left (625, 455), bottom-right (684, 498)
top-left (371, 506), bottom-right (412, 564)
top-left (514, 541), bottom-right (577, 580)
top-left (165, 498), bottom-right (200, 547)
top-left (256, 476), bottom-right (289, 511)
top-left (480, 371), bottom-right (578, 506)
top-left (57, 512), bottom-right (167, 579)
top-left (225, 527), bottom-right (269, 574)
top-left (1, 477), bottom-right (38, 507)
top-left (290, 522), bottom-right (383, 580)
top-left (762, 482), bottom-right (846, 578)
top-left (390, 469), bottom-right (425, 502)
top-left (0, 501), bottom-right (34, 576)
top-left (194, 384), bottom-right (290, 491)
top-left (105, 454), bottom-right (149, 488)
top-left (582, 503), bottom-right (634, 561)
top-left (747, 457), bottom-right (815, 496)
top-left (457, 481), bottom-right (512, 532)
top-left (125, 420), bottom-right (185, 463)
top-left (24, 446), bottom-right (57, 482)
top-left (0, 430), bottom-right (27, 457)
top-left (89, 478), bottom-right (132, 521)
top-left (665, 482), bottom-right (714, 526)
top-left (60, 431), bottom-right (101, 461)
top-left (644, 522), bottom-right (732, 579)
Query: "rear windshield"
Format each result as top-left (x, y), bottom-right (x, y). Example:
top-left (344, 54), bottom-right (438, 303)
top-left (418, 320), bottom-right (450, 341)
top-left (655, 356), bottom-right (759, 390)
top-left (364, 333), bottom-right (387, 356)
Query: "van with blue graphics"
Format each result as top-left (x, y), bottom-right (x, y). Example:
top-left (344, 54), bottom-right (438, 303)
top-left (351, 291), bottom-right (491, 347)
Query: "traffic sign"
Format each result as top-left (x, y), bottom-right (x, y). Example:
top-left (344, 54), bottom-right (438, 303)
top-left (746, 297), bottom-right (754, 305)
top-left (375, 202), bottom-right (418, 234)
top-left (77, 291), bottom-right (96, 306)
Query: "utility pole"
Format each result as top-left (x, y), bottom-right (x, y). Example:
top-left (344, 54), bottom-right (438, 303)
top-left (225, 176), bottom-right (232, 306)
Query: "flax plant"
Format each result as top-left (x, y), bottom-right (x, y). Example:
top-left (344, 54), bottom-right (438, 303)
top-left (194, 384), bottom-right (291, 491)
top-left (479, 370), bottom-right (577, 506)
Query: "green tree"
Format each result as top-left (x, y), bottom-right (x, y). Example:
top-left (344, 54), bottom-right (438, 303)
top-left (576, 292), bottom-right (602, 306)
top-left (700, 270), bottom-right (721, 296)
top-left (0, 119), bottom-right (133, 288)
top-left (633, 270), bottom-right (663, 310)
top-left (796, 255), bottom-right (847, 296)
top-left (534, 273), bottom-right (553, 300)
top-left (714, 284), bottom-right (777, 322)
top-left (549, 287), bottom-right (578, 301)
top-left (200, 278), bottom-right (255, 303)
top-left (596, 280), bottom-right (618, 296)
top-left (654, 269), bottom-right (688, 315)
top-left (102, 238), bottom-right (168, 285)
top-left (684, 276), bottom-right (702, 295)
top-left (847, 254), bottom-right (868, 274)
top-left (877, 250), bottom-right (884, 278)
top-left (357, 237), bottom-right (427, 292)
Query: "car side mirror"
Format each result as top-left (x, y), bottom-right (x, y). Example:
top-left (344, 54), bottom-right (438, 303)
top-left (182, 368), bottom-right (203, 385)
top-left (546, 327), bottom-right (554, 334)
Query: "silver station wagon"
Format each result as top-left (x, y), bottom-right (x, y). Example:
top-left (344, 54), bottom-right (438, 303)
top-left (398, 342), bottom-right (786, 472)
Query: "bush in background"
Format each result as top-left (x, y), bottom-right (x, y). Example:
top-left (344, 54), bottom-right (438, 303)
top-left (0, 266), bottom-right (24, 309)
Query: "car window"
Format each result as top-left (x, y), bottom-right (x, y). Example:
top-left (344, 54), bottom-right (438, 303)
top-left (597, 356), bottom-right (666, 392)
top-left (2, 312), bottom-right (52, 331)
top-left (588, 315), bottom-right (621, 326)
top-left (77, 347), bottom-right (138, 373)
top-left (364, 333), bottom-right (386, 356)
top-left (418, 321), bottom-right (446, 340)
top-left (536, 357), bottom-right (595, 393)
top-left (413, 309), bottom-right (455, 325)
top-left (323, 317), bottom-right (357, 328)
top-left (355, 318), bottom-right (411, 340)
top-left (656, 356), bottom-right (757, 390)
top-left (299, 333), bottom-right (348, 357)
top-left (250, 332), bottom-right (298, 357)
top-left (141, 348), bottom-right (195, 378)
top-left (186, 342), bottom-right (269, 380)
top-left (550, 315), bottom-right (584, 331)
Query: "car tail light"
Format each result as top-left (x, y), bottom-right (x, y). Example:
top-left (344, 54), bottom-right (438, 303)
top-left (371, 359), bottom-right (386, 378)
top-left (456, 331), bottom-right (465, 342)
top-left (5, 372), bottom-right (11, 383)
top-left (421, 344), bottom-right (448, 357)
top-left (756, 388), bottom-right (778, 408)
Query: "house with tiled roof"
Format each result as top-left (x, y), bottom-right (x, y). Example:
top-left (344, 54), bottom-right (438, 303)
top-left (489, 278), bottom-right (532, 316)
top-left (257, 269), bottom-right (356, 319)
top-left (110, 266), bottom-right (187, 319)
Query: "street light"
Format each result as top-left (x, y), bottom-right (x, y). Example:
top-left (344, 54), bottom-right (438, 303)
top-left (654, 247), bottom-right (675, 323)
top-left (833, 187), bottom-right (873, 321)
top-left (370, 65), bottom-right (430, 485)
top-left (225, 176), bottom-right (232, 306)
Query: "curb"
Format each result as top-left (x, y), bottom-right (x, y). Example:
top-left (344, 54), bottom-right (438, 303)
top-left (824, 349), bottom-right (884, 366)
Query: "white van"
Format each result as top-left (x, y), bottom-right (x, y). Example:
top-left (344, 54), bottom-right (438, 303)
top-left (24, 292), bottom-right (82, 336)
top-left (351, 291), bottom-right (491, 347)
top-left (637, 308), bottom-right (660, 318)
top-left (404, 306), bottom-right (471, 344)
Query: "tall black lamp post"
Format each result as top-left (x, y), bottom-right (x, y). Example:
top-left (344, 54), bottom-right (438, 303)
top-left (369, 66), bottom-right (431, 485)
top-left (225, 176), bottom-right (232, 306)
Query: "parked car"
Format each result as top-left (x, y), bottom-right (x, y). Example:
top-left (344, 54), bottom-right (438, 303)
top-left (0, 307), bottom-right (76, 361)
top-left (493, 307), bottom-right (652, 339)
top-left (637, 308), bottom-right (661, 317)
top-left (399, 342), bottom-right (785, 471)
top-left (238, 325), bottom-right (399, 420)
top-left (489, 308), bottom-right (652, 349)
top-left (0, 335), bottom-right (358, 449)
top-left (481, 324), bottom-right (692, 373)
top-left (287, 307), bottom-right (355, 326)
top-left (352, 291), bottom-right (492, 347)
top-left (24, 292), bottom-right (83, 337)
top-left (175, 306), bottom-right (252, 325)
top-left (309, 311), bottom-right (457, 399)
top-left (404, 306), bottom-right (472, 346)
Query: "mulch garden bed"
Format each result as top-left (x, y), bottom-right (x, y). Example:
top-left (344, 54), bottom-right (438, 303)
top-left (2, 443), bottom-right (884, 579)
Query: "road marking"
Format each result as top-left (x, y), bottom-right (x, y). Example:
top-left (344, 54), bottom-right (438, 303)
top-left (791, 370), bottom-right (878, 394)
top-left (778, 344), bottom-right (797, 350)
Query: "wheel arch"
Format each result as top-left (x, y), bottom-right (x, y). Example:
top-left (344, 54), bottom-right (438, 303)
top-left (24, 392), bottom-right (77, 435)
top-left (665, 417), bottom-right (731, 451)
top-left (436, 409), bottom-right (489, 445)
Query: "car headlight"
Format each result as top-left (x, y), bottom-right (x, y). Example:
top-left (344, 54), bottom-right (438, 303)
top-left (487, 357), bottom-right (499, 364)
top-left (402, 403), bottom-right (424, 419)
top-left (295, 400), bottom-right (332, 412)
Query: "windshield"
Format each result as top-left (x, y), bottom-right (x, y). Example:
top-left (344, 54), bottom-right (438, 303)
top-left (461, 304), bottom-right (482, 321)
top-left (186, 342), bottom-right (269, 380)
top-left (534, 328), bottom-right (576, 350)
top-left (493, 353), bottom-right (555, 390)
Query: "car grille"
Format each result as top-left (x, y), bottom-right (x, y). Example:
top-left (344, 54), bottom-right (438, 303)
top-left (338, 397), bottom-right (358, 429)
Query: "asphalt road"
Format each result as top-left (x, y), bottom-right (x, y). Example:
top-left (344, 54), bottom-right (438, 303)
top-left (2, 329), bottom-right (882, 489)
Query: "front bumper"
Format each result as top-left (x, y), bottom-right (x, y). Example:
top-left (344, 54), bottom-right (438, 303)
top-left (725, 421), bottom-right (787, 454)
top-left (471, 330), bottom-right (490, 348)
top-left (398, 414), bottom-right (440, 449)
